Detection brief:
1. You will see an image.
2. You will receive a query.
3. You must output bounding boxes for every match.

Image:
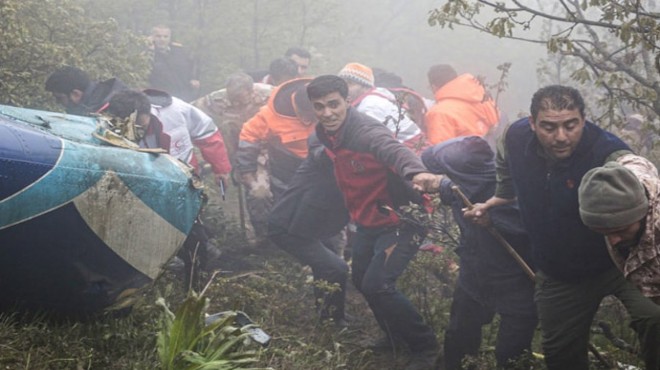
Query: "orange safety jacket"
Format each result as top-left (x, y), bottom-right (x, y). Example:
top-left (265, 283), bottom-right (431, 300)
top-left (236, 78), bottom-right (315, 176)
top-left (425, 74), bottom-right (499, 145)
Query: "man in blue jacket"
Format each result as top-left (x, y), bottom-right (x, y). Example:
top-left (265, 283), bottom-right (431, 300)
top-left (465, 85), bottom-right (660, 369)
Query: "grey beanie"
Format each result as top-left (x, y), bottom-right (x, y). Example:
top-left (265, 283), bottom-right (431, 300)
top-left (578, 162), bottom-right (648, 229)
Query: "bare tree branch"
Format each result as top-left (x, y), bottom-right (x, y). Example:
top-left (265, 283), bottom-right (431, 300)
top-left (492, 0), bottom-right (659, 32)
top-left (430, 0), bottom-right (660, 118)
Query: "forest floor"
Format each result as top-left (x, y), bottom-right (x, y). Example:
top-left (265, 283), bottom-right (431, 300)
top-left (0, 184), bottom-right (646, 369)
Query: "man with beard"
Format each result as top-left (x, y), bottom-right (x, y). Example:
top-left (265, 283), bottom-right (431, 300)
top-left (192, 72), bottom-right (273, 159)
top-left (465, 85), bottom-right (660, 369)
top-left (192, 73), bottom-right (273, 242)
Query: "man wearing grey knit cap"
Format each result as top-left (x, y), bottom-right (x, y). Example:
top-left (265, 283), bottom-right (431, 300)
top-left (579, 155), bottom-right (660, 305)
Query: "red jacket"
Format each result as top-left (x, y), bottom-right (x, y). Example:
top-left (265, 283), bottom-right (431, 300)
top-left (316, 108), bottom-right (426, 228)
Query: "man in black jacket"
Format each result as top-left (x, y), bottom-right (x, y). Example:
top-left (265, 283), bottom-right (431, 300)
top-left (267, 136), bottom-right (350, 326)
top-left (45, 66), bottom-right (127, 116)
top-left (148, 25), bottom-right (199, 102)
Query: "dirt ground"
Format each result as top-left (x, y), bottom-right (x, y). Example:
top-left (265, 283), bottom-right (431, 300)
top-left (202, 243), bottom-right (441, 370)
top-left (190, 181), bottom-right (447, 369)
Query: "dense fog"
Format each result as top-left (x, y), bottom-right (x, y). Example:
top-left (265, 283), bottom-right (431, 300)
top-left (83, 0), bottom-right (547, 119)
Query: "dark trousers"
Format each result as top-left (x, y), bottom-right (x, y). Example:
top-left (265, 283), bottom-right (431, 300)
top-left (269, 223), bottom-right (349, 320)
top-left (351, 224), bottom-right (438, 352)
top-left (536, 267), bottom-right (660, 370)
top-left (444, 284), bottom-right (537, 369)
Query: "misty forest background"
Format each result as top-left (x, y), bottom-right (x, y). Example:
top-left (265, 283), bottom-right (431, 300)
top-left (1, 1), bottom-right (659, 369)
top-left (1, 0), bottom-right (544, 119)
top-left (3, 0), bottom-right (659, 143)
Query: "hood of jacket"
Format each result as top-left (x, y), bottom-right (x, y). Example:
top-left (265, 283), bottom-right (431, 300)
top-left (269, 78), bottom-right (314, 121)
top-left (435, 74), bottom-right (489, 104)
top-left (421, 136), bottom-right (495, 203)
top-left (433, 73), bottom-right (500, 127)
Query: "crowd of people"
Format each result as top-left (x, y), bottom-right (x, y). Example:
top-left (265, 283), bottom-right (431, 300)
top-left (41, 26), bottom-right (660, 370)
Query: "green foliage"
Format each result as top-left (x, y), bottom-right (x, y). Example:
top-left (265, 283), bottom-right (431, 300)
top-left (0, 228), bottom-right (646, 370)
top-left (197, 246), bottom-right (381, 370)
top-left (395, 199), bottom-right (460, 334)
top-left (0, 309), bottom-right (160, 369)
top-left (591, 297), bottom-right (645, 368)
top-left (156, 292), bottom-right (268, 370)
top-left (0, 0), bottom-right (149, 109)
top-left (486, 62), bottom-right (512, 107)
top-left (82, 0), bottom-right (345, 95)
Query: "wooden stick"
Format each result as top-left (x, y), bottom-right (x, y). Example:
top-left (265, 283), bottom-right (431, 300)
top-left (451, 185), bottom-right (617, 370)
top-left (451, 185), bottom-right (535, 280)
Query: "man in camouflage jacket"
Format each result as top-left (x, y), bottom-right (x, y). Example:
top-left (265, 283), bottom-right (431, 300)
top-left (579, 153), bottom-right (660, 304)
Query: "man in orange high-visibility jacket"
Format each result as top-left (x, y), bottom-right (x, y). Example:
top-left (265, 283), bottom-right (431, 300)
top-left (235, 77), bottom-right (317, 218)
top-left (425, 64), bottom-right (500, 145)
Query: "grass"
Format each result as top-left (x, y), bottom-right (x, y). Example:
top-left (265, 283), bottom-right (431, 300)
top-left (0, 195), bottom-right (646, 369)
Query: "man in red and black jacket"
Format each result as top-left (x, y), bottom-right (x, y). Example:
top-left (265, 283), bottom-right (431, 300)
top-left (306, 75), bottom-right (442, 370)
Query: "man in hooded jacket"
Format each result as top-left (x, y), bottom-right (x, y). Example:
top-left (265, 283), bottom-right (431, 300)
top-left (422, 136), bottom-right (537, 369)
top-left (424, 64), bottom-right (499, 145)
top-left (236, 78), bottom-right (317, 200)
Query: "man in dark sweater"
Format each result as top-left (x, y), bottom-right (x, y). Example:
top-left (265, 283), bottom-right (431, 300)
top-left (267, 136), bottom-right (350, 326)
top-left (306, 75), bottom-right (443, 370)
top-left (148, 25), bottom-right (199, 102)
top-left (465, 85), bottom-right (660, 369)
top-left (422, 136), bottom-right (537, 369)
top-left (45, 66), bottom-right (127, 116)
